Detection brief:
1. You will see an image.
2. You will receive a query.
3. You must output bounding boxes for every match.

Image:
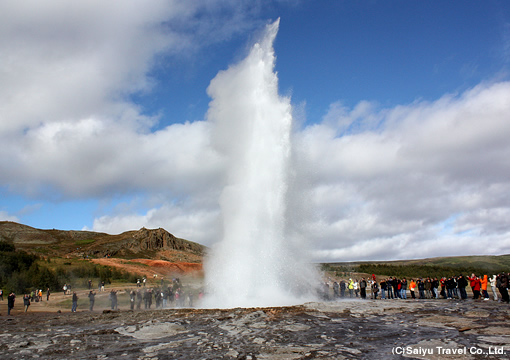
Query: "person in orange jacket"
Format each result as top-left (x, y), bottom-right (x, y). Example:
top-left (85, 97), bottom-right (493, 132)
top-left (409, 279), bottom-right (417, 299)
top-left (480, 275), bottom-right (490, 300)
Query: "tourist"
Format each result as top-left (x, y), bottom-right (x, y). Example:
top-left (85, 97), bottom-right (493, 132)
top-left (46, 288), bottom-right (51, 301)
top-left (71, 291), bottom-right (78, 312)
top-left (130, 290), bottom-right (136, 310)
top-left (409, 279), bottom-right (416, 299)
top-left (446, 277), bottom-right (455, 299)
top-left (401, 278), bottom-right (408, 299)
top-left (480, 275), bottom-right (490, 300)
top-left (395, 279), bottom-right (402, 299)
top-left (386, 278), bottom-right (394, 299)
top-left (353, 279), bottom-right (359, 297)
top-left (371, 281), bottom-right (379, 299)
top-left (380, 279), bottom-right (387, 299)
top-left (136, 290), bottom-right (142, 309)
top-left (340, 280), bottom-right (346, 298)
top-left (457, 275), bottom-right (468, 300)
top-left (88, 291), bottom-right (96, 311)
top-left (360, 278), bottom-right (367, 299)
top-left (332, 281), bottom-right (339, 298)
top-left (23, 294), bottom-right (30, 312)
top-left (452, 277), bottom-right (459, 299)
top-left (424, 278), bottom-right (432, 299)
top-left (432, 278), bottom-right (439, 299)
top-left (109, 290), bottom-right (118, 310)
top-left (348, 279), bottom-right (354, 298)
top-left (0, 289), bottom-right (3, 301)
top-left (63, 284), bottom-right (68, 296)
top-left (143, 289), bottom-right (150, 309)
top-left (417, 279), bottom-right (425, 299)
top-left (467, 274), bottom-right (477, 298)
top-left (472, 277), bottom-right (481, 300)
top-left (490, 275), bottom-right (498, 301)
top-left (322, 282), bottom-right (330, 301)
top-left (7, 292), bottom-right (15, 315)
top-left (498, 273), bottom-right (509, 303)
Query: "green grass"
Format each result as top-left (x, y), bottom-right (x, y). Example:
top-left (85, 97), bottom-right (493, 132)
top-left (75, 238), bottom-right (96, 246)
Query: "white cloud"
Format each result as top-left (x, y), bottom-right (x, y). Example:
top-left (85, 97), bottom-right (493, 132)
top-left (0, 211), bottom-right (19, 223)
top-left (296, 81), bottom-right (510, 261)
top-left (0, 0), bottom-right (266, 198)
top-left (2, 1), bottom-right (510, 261)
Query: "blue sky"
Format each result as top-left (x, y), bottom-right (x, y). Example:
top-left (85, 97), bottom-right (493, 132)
top-left (1, 0), bottom-right (510, 261)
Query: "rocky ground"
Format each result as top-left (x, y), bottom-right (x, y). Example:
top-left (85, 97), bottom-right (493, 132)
top-left (1, 298), bottom-right (509, 359)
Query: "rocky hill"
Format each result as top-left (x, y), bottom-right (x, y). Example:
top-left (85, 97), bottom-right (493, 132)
top-left (0, 221), bottom-right (206, 262)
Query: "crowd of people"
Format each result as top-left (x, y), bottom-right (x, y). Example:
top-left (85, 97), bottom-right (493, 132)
top-left (324, 272), bottom-right (510, 304)
top-left (2, 276), bottom-right (201, 315)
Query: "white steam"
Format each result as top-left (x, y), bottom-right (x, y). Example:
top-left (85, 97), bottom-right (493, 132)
top-left (202, 19), bottom-right (319, 308)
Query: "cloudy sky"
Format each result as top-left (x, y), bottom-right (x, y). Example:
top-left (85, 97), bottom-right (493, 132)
top-left (1, 0), bottom-right (510, 261)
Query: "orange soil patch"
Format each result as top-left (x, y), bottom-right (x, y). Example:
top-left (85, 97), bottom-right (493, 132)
top-left (91, 258), bottom-right (203, 278)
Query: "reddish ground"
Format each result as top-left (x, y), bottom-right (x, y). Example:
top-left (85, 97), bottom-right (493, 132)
top-left (91, 258), bottom-right (203, 278)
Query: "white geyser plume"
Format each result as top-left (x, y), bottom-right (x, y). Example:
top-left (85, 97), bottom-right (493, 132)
top-left (202, 19), bottom-right (319, 308)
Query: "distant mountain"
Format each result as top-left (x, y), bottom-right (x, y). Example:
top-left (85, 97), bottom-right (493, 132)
top-left (326, 254), bottom-right (510, 274)
top-left (0, 221), bottom-right (206, 262)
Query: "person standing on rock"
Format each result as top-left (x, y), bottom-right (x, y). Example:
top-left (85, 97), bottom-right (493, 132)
top-left (371, 281), bottom-right (379, 299)
top-left (88, 291), bottom-right (96, 311)
top-left (109, 290), bottom-right (118, 310)
top-left (348, 279), bottom-right (354, 298)
top-left (7, 292), bottom-right (15, 315)
top-left (490, 275), bottom-right (498, 301)
top-left (401, 278), bottom-right (408, 299)
top-left (360, 278), bottom-right (367, 299)
top-left (130, 290), bottom-right (136, 310)
top-left (339, 280), bottom-right (346, 298)
top-left (136, 290), bottom-right (142, 309)
top-left (480, 275), bottom-right (490, 300)
top-left (332, 281), bottom-right (339, 298)
top-left (498, 272), bottom-right (509, 303)
top-left (71, 291), bottom-right (78, 312)
top-left (457, 275), bottom-right (468, 300)
top-left (409, 279), bottom-right (416, 299)
top-left (23, 294), bottom-right (30, 312)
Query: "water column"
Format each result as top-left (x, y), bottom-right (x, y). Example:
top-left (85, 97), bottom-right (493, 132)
top-left (203, 19), bottom-right (317, 308)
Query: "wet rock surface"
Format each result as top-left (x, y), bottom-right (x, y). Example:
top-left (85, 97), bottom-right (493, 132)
top-left (1, 299), bottom-right (509, 359)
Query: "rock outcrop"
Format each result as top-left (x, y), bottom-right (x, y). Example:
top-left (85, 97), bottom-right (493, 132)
top-left (0, 221), bottom-right (205, 260)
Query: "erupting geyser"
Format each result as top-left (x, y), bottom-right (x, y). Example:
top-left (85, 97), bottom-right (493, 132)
top-left (202, 19), bottom-right (319, 308)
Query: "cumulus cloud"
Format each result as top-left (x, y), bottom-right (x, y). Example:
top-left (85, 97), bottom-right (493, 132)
top-left (2, 1), bottom-right (510, 262)
top-left (0, 0), bottom-right (267, 240)
top-left (295, 81), bottom-right (510, 261)
top-left (0, 211), bottom-right (19, 223)
top-left (0, 0), bottom-right (264, 199)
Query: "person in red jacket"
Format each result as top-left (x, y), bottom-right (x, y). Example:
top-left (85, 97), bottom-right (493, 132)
top-left (467, 274), bottom-right (478, 299)
top-left (472, 277), bottom-right (481, 300)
